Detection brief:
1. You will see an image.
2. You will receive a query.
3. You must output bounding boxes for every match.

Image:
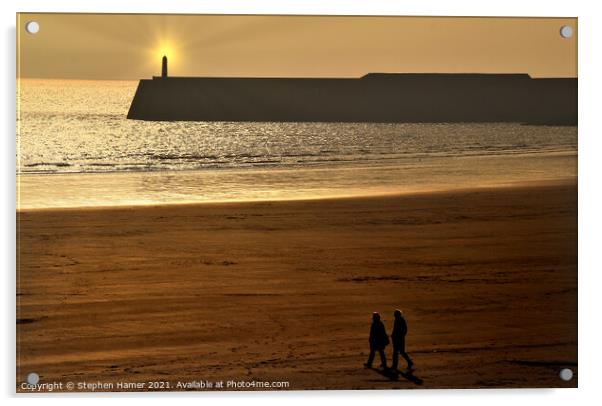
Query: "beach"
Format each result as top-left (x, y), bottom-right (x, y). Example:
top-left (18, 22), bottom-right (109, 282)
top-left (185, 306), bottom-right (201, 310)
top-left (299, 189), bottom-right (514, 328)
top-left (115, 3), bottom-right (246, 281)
top-left (16, 180), bottom-right (577, 390)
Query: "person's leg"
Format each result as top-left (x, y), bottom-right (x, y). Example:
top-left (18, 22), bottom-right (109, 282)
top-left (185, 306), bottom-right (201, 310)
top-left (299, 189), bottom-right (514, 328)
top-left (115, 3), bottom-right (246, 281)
top-left (401, 351), bottom-right (413, 368)
top-left (365, 349), bottom-right (375, 367)
top-left (399, 340), bottom-right (413, 368)
top-left (391, 345), bottom-right (399, 370)
top-left (378, 349), bottom-right (387, 369)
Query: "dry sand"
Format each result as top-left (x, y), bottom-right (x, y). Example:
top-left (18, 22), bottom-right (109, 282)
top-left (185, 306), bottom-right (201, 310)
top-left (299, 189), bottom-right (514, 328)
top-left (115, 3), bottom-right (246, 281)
top-left (16, 181), bottom-right (577, 391)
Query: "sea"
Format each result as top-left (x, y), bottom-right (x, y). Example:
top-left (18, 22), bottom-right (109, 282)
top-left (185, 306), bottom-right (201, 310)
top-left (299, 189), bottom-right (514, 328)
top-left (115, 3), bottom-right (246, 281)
top-left (16, 79), bottom-right (578, 209)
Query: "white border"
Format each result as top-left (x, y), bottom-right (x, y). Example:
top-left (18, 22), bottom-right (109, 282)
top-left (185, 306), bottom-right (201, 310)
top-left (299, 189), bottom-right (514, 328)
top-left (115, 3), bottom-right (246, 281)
top-left (3, 1), bottom-right (601, 405)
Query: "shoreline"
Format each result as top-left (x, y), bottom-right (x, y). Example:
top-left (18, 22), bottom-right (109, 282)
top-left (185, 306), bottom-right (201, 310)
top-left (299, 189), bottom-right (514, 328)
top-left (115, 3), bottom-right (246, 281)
top-left (16, 150), bottom-right (577, 210)
top-left (17, 177), bottom-right (576, 213)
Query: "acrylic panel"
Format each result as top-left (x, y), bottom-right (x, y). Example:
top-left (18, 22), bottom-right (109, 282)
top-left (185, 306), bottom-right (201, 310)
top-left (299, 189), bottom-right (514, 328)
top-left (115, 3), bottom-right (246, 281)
top-left (16, 13), bottom-right (577, 392)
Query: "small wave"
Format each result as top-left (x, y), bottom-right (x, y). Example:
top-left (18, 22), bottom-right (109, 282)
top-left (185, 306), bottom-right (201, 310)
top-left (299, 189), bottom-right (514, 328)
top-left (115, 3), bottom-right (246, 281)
top-left (24, 162), bottom-right (71, 167)
top-left (146, 153), bottom-right (220, 161)
top-left (280, 152), bottom-right (321, 158)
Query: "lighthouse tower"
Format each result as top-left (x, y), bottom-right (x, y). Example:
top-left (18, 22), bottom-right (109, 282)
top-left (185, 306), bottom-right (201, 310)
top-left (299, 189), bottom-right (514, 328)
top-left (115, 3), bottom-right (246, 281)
top-left (161, 55), bottom-right (168, 78)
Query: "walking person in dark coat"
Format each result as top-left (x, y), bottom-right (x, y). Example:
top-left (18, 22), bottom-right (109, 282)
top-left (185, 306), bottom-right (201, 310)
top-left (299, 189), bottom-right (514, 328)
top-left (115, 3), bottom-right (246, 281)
top-left (364, 312), bottom-right (389, 369)
top-left (391, 309), bottom-right (414, 371)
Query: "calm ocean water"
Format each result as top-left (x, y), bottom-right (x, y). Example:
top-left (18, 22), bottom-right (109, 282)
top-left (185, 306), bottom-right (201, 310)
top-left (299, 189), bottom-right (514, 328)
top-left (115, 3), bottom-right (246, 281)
top-left (17, 79), bottom-right (577, 208)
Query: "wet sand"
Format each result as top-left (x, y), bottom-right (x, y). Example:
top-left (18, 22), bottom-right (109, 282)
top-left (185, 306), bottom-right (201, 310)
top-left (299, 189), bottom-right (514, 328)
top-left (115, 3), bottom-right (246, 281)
top-left (16, 181), bottom-right (577, 391)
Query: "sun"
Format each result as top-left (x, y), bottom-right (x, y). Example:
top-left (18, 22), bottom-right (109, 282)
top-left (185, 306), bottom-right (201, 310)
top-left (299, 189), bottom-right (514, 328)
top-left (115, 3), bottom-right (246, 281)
top-left (153, 42), bottom-right (177, 67)
top-left (156, 45), bottom-right (175, 62)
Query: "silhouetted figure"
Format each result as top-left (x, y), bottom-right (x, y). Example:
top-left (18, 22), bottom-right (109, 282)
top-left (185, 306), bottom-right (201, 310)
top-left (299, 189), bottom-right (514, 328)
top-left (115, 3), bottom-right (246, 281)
top-left (391, 309), bottom-right (414, 371)
top-left (161, 55), bottom-right (168, 78)
top-left (364, 312), bottom-right (389, 369)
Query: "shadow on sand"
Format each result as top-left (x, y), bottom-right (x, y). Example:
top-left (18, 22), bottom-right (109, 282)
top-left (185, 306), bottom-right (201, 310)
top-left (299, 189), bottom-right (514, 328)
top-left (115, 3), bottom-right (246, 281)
top-left (370, 367), bottom-right (423, 386)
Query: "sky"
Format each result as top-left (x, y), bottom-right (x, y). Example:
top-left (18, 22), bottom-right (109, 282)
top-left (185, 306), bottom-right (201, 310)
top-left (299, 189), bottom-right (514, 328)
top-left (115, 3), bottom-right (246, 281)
top-left (17, 14), bottom-right (577, 80)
